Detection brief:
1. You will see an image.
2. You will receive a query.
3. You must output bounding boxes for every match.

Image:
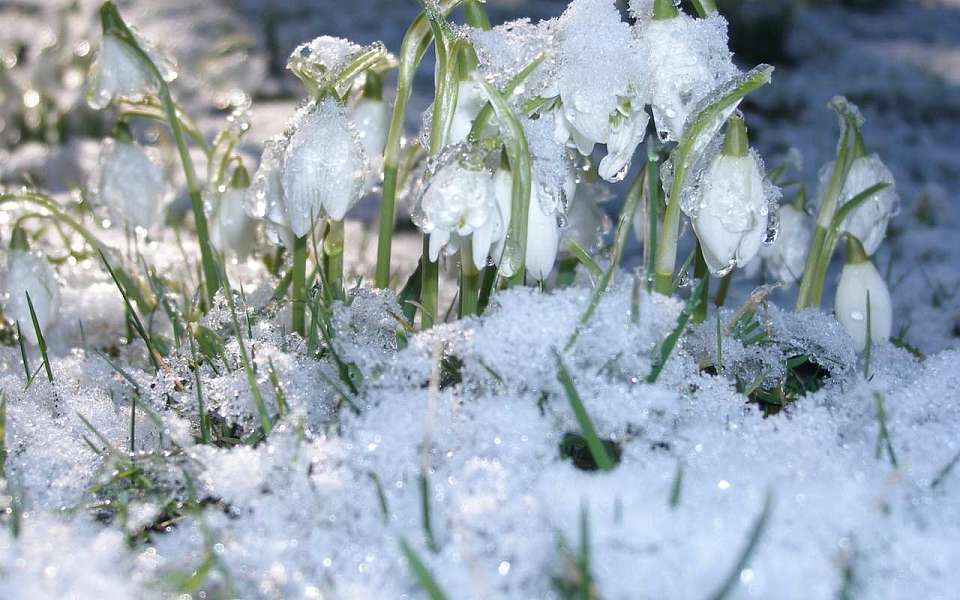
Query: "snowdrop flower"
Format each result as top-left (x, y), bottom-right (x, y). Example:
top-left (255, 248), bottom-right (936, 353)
top-left (835, 236), bottom-right (892, 352)
top-left (525, 183), bottom-right (563, 281)
top-left (211, 168), bottom-right (258, 259)
top-left (560, 180), bottom-right (612, 257)
top-left (93, 135), bottom-right (170, 230)
top-left (831, 154), bottom-right (899, 256)
top-left (758, 202), bottom-right (811, 284)
top-left (87, 22), bottom-right (177, 110)
top-left (280, 99), bottom-right (366, 237)
top-left (246, 137), bottom-right (295, 249)
top-left (449, 79), bottom-right (487, 144)
top-left (352, 95), bottom-right (389, 192)
top-left (553, 0), bottom-right (649, 183)
top-left (1, 244), bottom-right (60, 345)
top-left (690, 116), bottom-right (772, 275)
top-left (639, 0), bottom-right (737, 142)
top-left (417, 155), bottom-right (503, 270)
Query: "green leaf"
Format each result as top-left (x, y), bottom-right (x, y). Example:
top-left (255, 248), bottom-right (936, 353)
top-left (554, 352), bottom-right (616, 472)
top-left (647, 277), bottom-right (707, 383)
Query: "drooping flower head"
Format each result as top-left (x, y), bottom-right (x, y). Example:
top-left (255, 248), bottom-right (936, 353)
top-left (820, 154), bottom-right (899, 256)
top-left (210, 166), bottom-right (258, 259)
top-left (553, 0), bottom-right (649, 182)
top-left (636, 1), bottom-right (737, 142)
top-left (689, 115), bottom-right (778, 275)
top-left (834, 236), bottom-right (892, 352)
top-left (758, 201), bottom-right (811, 284)
top-left (1, 240), bottom-right (60, 345)
top-left (87, 5), bottom-right (177, 110)
top-left (415, 145), bottom-right (505, 270)
top-left (92, 133), bottom-right (171, 230)
top-left (281, 99), bottom-right (367, 235)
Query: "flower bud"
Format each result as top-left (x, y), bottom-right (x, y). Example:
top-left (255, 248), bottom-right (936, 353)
top-left (281, 99), bottom-right (366, 235)
top-left (759, 203), bottom-right (810, 284)
top-left (93, 137), bottom-right (171, 230)
top-left (836, 155), bottom-right (899, 255)
top-left (1, 250), bottom-right (60, 345)
top-left (691, 117), bottom-right (770, 275)
top-left (87, 26), bottom-right (177, 110)
top-left (834, 237), bottom-right (892, 352)
top-left (352, 97), bottom-right (390, 192)
top-left (211, 167), bottom-right (258, 259)
top-left (525, 184), bottom-right (562, 281)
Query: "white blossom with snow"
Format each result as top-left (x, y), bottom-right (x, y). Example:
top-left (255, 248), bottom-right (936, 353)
top-left (1, 250), bottom-right (60, 344)
top-left (758, 203), bottom-right (811, 283)
top-left (87, 29), bottom-right (177, 110)
top-left (93, 138), bottom-right (171, 230)
top-left (835, 258), bottom-right (893, 351)
top-left (351, 96), bottom-right (390, 192)
top-left (280, 100), bottom-right (367, 235)
top-left (691, 150), bottom-right (771, 275)
top-left (831, 154), bottom-right (900, 255)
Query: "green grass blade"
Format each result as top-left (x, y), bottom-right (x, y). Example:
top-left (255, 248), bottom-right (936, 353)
top-left (931, 450), bottom-right (960, 489)
top-left (566, 240), bottom-right (604, 280)
top-left (399, 538), bottom-right (449, 600)
top-left (554, 351), bottom-right (615, 471)
top-left (98, 250), bottom-right (161, 372)
top-left (647, 277), bottom-right (707, 383)
top-left (15, 322), bottom-right (31, 384)
top-left (706, 492), bottom-right (774, 600)
top-left (24, 292), bottom-right (53, 383)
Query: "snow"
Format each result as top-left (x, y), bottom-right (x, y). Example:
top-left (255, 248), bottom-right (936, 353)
top-left (0, 0), bottom-right (959, 598)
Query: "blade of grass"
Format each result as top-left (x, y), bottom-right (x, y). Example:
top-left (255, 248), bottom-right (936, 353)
top-left (647, 277), bottom-right (707, 383)
top-left (24, 292), bottom-right (53, 383)
top-left (99, 250), bottom-right (162, 372)
top-left (706, 492), bottom-right (774, 600)
top-left (399, 538), bottom-right (449, 600)
top-left (873, 392), bottom-right (897, 468)
top-left (554, 351), bottom-right (615, 471)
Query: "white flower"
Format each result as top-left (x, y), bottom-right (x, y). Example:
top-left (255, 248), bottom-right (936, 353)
top-left (554, 0), bottom-right (648, 183)
top-left (94, 138), bottom-right (171, 230)
top-left (836, 154), bottom-right (899, 255)
top-left (87, 30), bottom-right (177, 110)
top-left (351, 97), bottom-right (390, 192)
top-left (247, 137), bottom-right (296, 249)
top-left (691, 151), bottom-right (770, 275)
top-left (835, 258), bottom-right (892, 352)
top-left (211, 189), bottom-right (258, 259)
top-left (1, 251), bottom-right (60, 345)
top-left (561, 180), bottom-right (611, 256)
top-left (759, 203), bottom-right (811, 284)
top-left (449, 80), bottom-right (487, 144)
top-left (418, 161), bottom-right (502, 270)
top-left (525, 183), bottom-right (562, 281)
top-left (640, 10), bottom-right (736, 142)
top-left (281, 99), bottom-right (367, 235)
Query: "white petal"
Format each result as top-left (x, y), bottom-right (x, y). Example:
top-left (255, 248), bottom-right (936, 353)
top-left (1, 251), bottom-right (60, 345)
top-left (834, 261), bottom-right (893, 352)
top-left (429, 229), bottom-right (450, 262)
top-left (525, 188), bottom-right (561, 281)
top-left (95, 139), bottom-right (169, 229)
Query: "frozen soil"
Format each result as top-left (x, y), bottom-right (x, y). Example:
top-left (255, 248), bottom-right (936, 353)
top-left (1, 1), bottom-right (959, 599)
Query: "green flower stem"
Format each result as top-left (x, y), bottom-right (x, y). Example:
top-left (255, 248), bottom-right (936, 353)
top-left (1, 192), bottom-right (107, 253)
top-left (654, 0), bottom-right (679, 20)
top-left (693, 243), bottom-right (709, 323)
top-left (100, 2), bottom-right (219, 303)
top-left (796, 100), bottom-right (864, 310)
top-left (690, 0), bottom-right (719, 17)
top-left (323, 219), bottom-right (345, 301)
top-left (291, 235), bottom-right (307, 336)
top-left (420, 239), bottom-right (440, 328)
top-left (464, 0), bottom-right (492, 30)
top-left (374, 0), bottom-right (463, 289)
top-left (644, 149), bottom-right (660, 293)
top-left (653, 66), bottom-right (773, 295)
top-left (460, 245), bottom-right (481, 317)
top-left (714, 271), bottom-right (733, 307)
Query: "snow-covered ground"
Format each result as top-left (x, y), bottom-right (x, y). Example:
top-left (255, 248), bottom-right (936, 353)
top-left (0, 1), bottom-right (958, 598)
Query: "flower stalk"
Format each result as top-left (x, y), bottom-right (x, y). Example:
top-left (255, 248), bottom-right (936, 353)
top-left (652, 65), bottom-right (773, 295)
top-left (291, 235), bottom-right (307, 336)
top-left (98, 2), bottom-right (220, 303)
